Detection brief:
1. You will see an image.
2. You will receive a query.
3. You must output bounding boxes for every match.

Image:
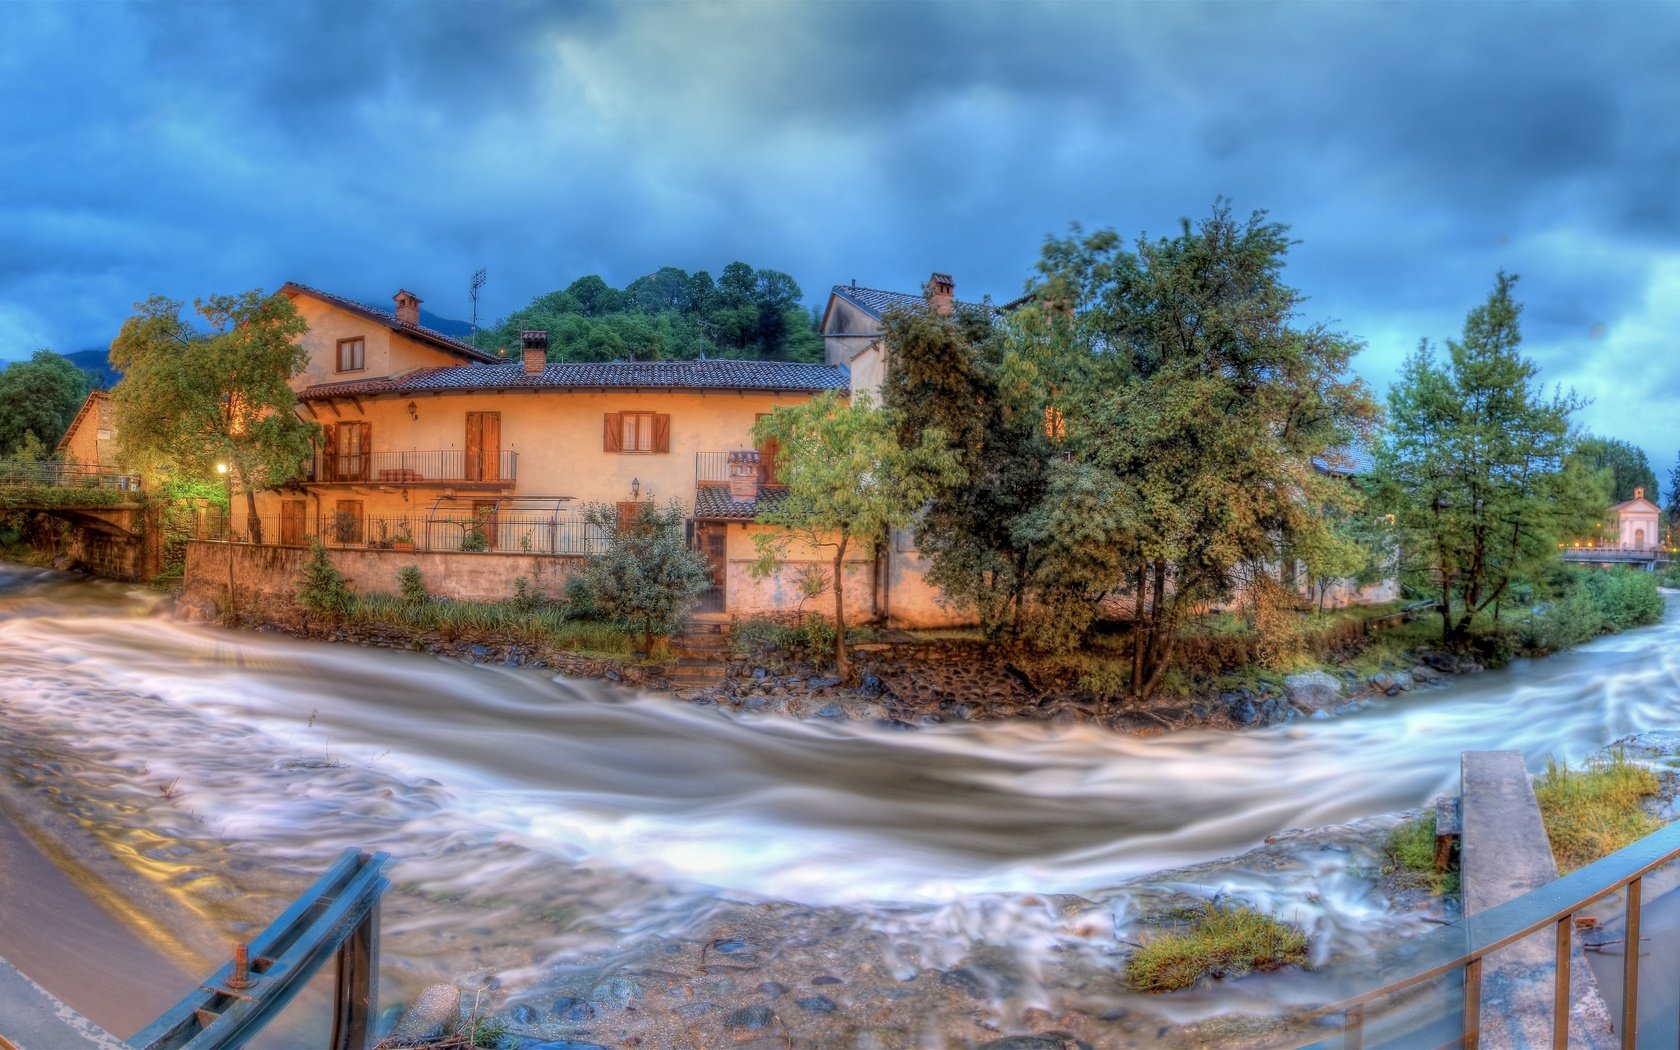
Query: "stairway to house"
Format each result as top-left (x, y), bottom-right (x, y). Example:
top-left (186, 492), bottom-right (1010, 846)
top-left (663, 617), bottom-right (734, 691)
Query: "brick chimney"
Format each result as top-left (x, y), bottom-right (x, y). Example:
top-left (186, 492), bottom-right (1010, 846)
top-left (393, 289), bottom-right (422, 326)
top-left (520, 330), bottom-right (549, 374)
top-left (927, 272), bottom-right (954, 316)
top-left (728, 450), bottom-right (761, 501)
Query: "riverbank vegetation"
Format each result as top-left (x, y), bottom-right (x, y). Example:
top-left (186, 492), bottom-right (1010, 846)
top-left (1534, 751), bottom-right (1662, 873)
top-left (1383, 815), bottom-right (1457, 897)
top-left (1124, 902), bottom-right (1309, 992)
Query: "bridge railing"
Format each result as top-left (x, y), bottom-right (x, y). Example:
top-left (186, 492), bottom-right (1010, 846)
top-left (130, 848), bottom-right (389, 1050)
top-left (1306, 818), bottom-right (1680, 1048)
top-left (0, 462), bottom-right (142, 491)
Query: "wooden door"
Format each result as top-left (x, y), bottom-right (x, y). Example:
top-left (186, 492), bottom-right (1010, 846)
top-left (755, 413), bottom-right (780, 485)
top-left (279, 500), bottom-right (307, 546)
top-left (466, 412), bottom-right (501, 482)
top-left (696, 522), bottom-right (726, 613)
top-left (471, 500), bottom-right (499, 550)
top-left (334, 422), bottom-right (370, 482)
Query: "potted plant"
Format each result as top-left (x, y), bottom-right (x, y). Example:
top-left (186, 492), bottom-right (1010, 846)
top-left (389, 516), bottom-right (416, 551)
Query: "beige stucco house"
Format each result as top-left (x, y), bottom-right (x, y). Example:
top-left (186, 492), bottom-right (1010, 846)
top-left (233, 283), bottom-right (959, 624)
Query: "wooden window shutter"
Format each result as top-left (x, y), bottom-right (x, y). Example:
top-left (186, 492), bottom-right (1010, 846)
top-left (321, 424), bottom-right (338, 482)
top-left (603, 412), bottom-right (623, 452)
top-left (653, 413), bottom-right (671, 453)
top-left (358, 421), bottom-right (372, 481)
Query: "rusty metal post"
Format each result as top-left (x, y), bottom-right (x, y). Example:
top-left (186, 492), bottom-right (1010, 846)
top-left (1463, 956), bottom-right (1482, 1050)
top-left (226, 942), bottom-right (251, 991)
top-left (1621, 877), bottom-right (1641, 1049)
top-left (1553, 917), bottom-right (1570, 1049)
top-left (330, 893), bottom-right (380, 1050)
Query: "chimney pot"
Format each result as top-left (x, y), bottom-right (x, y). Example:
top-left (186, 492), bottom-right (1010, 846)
top-left (393, 289), bottom-right (422, 327)
top-left (520, 330), bottom-right (549, 374)
top-left (928, 272), bottom-right (954, 316)
top-left (728, 450), bottom-right (761, 501)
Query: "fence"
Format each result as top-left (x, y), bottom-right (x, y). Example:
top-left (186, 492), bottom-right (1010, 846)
top-left (191, 509), bottom-right (611, 556)
top-left (0, 462), bottom-right (142, 491)
top-left (318, 449), bottom-right (517, 485)
top-left (1309, 817), bottom-right (1680, 1048)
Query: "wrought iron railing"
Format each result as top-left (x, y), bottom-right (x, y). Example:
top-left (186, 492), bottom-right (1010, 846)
top-left (696, 451), bottom-right (731, 485)
top-left (191, 510), bottom-right (609, 555)
top-left (0, 462), bottom-right (142, 490)
top-left (318, 449), bottom-right (517, 485)
top-left (1308, 818), bottom-right (1680, 1048)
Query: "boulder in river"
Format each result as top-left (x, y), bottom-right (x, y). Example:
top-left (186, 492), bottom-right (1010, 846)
top-left (1371, 671), bottom-right (1413, 696)
top-left (389, 983), bottom-right (460, 1042)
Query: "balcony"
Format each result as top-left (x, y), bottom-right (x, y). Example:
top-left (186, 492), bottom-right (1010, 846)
top-left (317, 449), bottom-right (517, 488)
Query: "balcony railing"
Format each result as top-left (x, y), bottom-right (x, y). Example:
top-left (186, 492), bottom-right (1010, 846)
top-left (317, 449), bottom-right (517, 486)
top-left (0, 463), bottom-right (142, 491)
top-left (696, 451), bottom-right (731, 485)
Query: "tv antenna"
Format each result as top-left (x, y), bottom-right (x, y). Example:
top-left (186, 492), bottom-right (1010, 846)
top-left (469, 268), bottom-right (488, 336)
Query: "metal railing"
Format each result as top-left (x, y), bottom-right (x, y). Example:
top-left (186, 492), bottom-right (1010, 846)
top-left (0, 462), bottom-right (142, 490)
top-left (696, 450), bottom-right (732, 484)
top-left (131, 848), bottom-right (389, 1050)
top-left (1309, 818), bottom-right (1680, 1048)
top-left (318, 449), bottom-right (517, 485)
top-left (191, 510), bottom-right (609, 555)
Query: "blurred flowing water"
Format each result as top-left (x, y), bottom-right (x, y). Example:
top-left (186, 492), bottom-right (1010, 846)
top-left (1, 563), bottom-right (1677, 1042)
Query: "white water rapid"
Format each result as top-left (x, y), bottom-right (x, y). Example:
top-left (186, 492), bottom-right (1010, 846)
top-left (2, 564), bottom-right (1676, 1047)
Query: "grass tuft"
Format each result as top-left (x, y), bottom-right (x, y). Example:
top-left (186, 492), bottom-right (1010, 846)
top-left (1124, 902), bottom-right (1308, 992)
top-left (1383, 815), bottom-right (1458, 896)
top-left (1534, 750), bottom-right (1662, 873)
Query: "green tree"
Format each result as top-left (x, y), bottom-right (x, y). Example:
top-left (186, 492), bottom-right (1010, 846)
top-left (576, 500), bottom-right (711, 654)
top-left (1668, 450), bottom-right (1680, 526)
top-left (108, 290), bottom-right (316, 545)
top-left (751, 391), bottom-right (962, 679)
top-left (1569, 436), bottom-right (1657, 505)
top-left (1374, 272), bottom-right (1597, 644)
top-left (0, 349), bottom-right (94, 455)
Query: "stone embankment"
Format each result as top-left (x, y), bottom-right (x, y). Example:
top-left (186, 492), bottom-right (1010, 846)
top-left (193, 599), bottom-right (1485, 737)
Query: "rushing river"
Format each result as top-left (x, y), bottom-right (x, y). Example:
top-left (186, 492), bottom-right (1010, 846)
top-left (1, 565), bottom-right (1677, 1047)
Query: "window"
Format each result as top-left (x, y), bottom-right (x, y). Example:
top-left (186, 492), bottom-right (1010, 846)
top-left (336, 337), bottom-right (365, 373)
top-left (332, 500), bottom-right (364, 544)
top-left (324, 420), bottom-right (371, 482)
top-left (602, 411), bottom-right (670, 453)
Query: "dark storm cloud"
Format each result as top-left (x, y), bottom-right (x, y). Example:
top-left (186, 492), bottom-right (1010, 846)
top-left (2, 0), bottom-right (1678, 465)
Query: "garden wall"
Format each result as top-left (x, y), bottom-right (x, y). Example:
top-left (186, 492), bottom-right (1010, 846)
top-left (182, 540), bottom-right (588, 610)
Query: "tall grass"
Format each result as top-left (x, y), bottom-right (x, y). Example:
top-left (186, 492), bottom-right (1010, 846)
top-left (346, 592), bottom-right (636, 658)
top-left (1533, 751), bottom-right (1662, 873)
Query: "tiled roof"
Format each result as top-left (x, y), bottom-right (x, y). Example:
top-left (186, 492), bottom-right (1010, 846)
top-left (829, 284), bottom-right (995, 321)
top-left (281, 282), bottom-right (501, 364)
top-left (1312, 446), bottom-right (1375, 477)
top-left (1609, 495), bottom-right (1660, 512)
top-left (694, 485), bottom-right (788, 521)
top-left (300, 359), bottom-right (850, 400)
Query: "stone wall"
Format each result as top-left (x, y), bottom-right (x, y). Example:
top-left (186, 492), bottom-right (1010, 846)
top-left (182, 540), bottom-right (588, 608)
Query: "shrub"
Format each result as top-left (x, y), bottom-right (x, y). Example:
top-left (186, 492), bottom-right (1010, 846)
top-left (297, 541), bottom-right (354, 618)
top-left (575, 500), bottom-right (710, 653)
top-left (396, 565), bottom-right (427, 606)
top-left (512, 575), bottom-right (542, 613)
top-left (1124, 902), bottom-right (1308, 992)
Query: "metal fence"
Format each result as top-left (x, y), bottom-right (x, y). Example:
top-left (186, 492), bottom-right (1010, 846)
top-left (193, 509), bottom-right (609, 555)
top-left (0, 462), bottom-right (143, 490)
top-left (1308, 818), bottom-right (1680, 1048)
top-left (696, 451), bottom-right (731, 484)
top-left (318, 449), bottom-right (518, 485)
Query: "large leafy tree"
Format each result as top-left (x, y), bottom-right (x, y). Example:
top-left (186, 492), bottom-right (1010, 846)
top-left (0, 349), bottom-right (94, 455)
top-left (1374, 272), bottom-right (1598, 644)
top-left (1569, 435), bottom-right (1657, 505)
top-left (1047, 204), bottom-right (1379, 695)
top-left (1668, 451), bottom-right (1680, 526)
top-left (108, 290), bottom-right (315, 544)
top-left (751, 391), bottom-right (962, 679)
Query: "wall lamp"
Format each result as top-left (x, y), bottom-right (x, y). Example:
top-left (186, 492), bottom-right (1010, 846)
top-left (406, 400), bottom-right (418, 421)
top-left (630, 477), bottom-right (640, 499)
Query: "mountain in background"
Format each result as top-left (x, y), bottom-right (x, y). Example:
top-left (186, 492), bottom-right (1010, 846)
top-left (62, 348), bottom-right (120, 389)
top-left (354, 301), bottom-right (474, 338)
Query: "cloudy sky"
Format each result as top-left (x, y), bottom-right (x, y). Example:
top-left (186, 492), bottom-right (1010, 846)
top-left (3, 1), bottom-right (1678, 475)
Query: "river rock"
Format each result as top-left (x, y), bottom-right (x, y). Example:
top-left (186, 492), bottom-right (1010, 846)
top-left (1224, 692), bottom-right (1259, 725)
top-left (723, 1004), bottom-right (777, 1030)
top-left (587, 973), bottom-right (640, 1009)
top-left (389, 983), bottom-right (460, 1042)
top-left (550, 996), bottom-right (596, 1022)
top-left (848, 1027), bottom-right (911, 1050)
top-left (796, 994), bottom-right (838, 1014)
top-left (938, 967), bottom-right (987, 998)
top-left (809, 675), bottom-right (844, 689)
top-left (978, 1036), bottom-right (1086, 1050)
top-left (1285, 671), bottom-right (1343, 713)
top-left (1370, 671), bottom-right (1413, 695)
